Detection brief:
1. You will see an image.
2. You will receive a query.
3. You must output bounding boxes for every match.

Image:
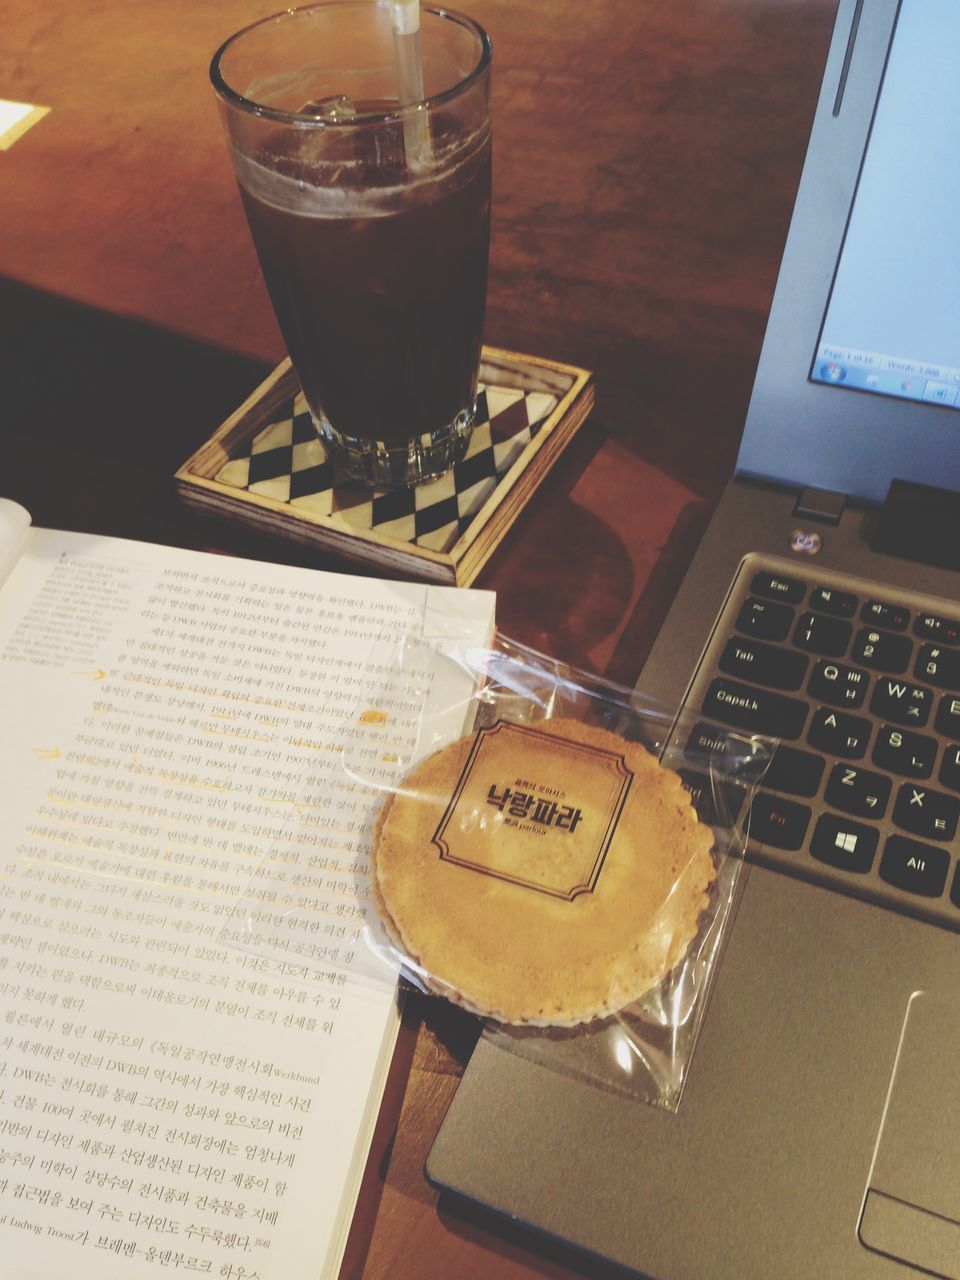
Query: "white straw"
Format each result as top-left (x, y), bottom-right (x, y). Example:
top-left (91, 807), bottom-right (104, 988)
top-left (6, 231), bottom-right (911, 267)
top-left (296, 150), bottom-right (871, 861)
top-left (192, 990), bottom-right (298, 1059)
top-left (390, 0), bottom-right (432, 171)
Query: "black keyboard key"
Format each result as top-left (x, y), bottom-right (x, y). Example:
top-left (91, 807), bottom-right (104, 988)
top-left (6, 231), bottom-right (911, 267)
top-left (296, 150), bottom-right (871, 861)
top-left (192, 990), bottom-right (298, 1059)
top-left (793, 612), bottom-right (852, 657)
top-left (824, 764), bottom-right (891, 819)
top-left (892, 783), bottom-right (960, 841)
top-left (703, 678), bottom-right (808, 738)
top-left (880, 836), bottom-right (949, 898)
top-left (810, 813), bottom-right (878, 874)
top-left (810, 586), bottom-right (857, 618)
top-left (861, 600), bottom-right (910, 631)
top-left (808, 708), bottom-right (871, 758)
top-left (852, 627), bottom-right (912, 673)
top-left (762, 745), bottom-right (825, 798)
top-left (915, 613), bottom-right (960, 645)
top-left (718, 637), bottom-right (807, 691)
top-left (935, 694), bottom-right (960, 737)
top-left (872, 725), bottom-right (937, 779)
top-left (916, 643), bottom-right (960, 690)
top-left (748, 793), bottom-right (810, 851)
top-left (684, 721), bottom-right (743, 767)
top-left (750, 571), bottom-right (806, 604)
top-left (808, 659), bottom-right (868, 709)
top-left (736, 597), bottom-right (794, 642)
top-left (939, 743), bottom-right (960, 792)
top-left (869, 677), bottom-right (933, 727)
top-left (679, 769), bottom-right (745, 828)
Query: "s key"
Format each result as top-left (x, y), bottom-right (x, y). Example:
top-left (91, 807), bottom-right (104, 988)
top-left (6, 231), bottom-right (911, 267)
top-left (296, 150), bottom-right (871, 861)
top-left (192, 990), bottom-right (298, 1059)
top-left (872, 726), bottom-right (937, 779)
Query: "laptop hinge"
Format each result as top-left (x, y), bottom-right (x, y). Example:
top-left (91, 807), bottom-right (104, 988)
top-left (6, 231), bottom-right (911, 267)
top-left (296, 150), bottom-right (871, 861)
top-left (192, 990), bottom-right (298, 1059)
top-left (793, 487), bottom-right (846, 525)
top-left (872, 479), bottom-right (960, 572)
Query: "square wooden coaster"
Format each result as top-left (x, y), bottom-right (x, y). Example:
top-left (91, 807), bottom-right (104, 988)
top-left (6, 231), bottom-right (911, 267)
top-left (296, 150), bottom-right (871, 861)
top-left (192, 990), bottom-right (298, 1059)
top-left (175, 346), bottom-right (594, 586)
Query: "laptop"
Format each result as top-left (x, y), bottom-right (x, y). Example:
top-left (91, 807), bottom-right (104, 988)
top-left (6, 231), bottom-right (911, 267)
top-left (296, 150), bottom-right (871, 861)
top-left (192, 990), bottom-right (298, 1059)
top-left (426, 1), bottom-right (960, 1276)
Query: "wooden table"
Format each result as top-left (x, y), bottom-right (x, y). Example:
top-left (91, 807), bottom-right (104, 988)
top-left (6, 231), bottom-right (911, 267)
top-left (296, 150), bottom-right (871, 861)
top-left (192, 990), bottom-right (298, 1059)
top-left (0, 1), bottom-right (836, 1274)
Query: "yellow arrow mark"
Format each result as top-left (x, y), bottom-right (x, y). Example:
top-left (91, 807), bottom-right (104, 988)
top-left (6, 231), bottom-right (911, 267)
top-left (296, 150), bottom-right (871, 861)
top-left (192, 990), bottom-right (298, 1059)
top-left (72, 668), bottom-right (107, 680)
top-left (32, 747), bottom-right (61, 761)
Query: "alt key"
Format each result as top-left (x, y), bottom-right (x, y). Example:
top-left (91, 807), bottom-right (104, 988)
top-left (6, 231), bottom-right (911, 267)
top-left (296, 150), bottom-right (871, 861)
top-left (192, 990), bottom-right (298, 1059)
top-left (880, 836), bottom-right (949, 898)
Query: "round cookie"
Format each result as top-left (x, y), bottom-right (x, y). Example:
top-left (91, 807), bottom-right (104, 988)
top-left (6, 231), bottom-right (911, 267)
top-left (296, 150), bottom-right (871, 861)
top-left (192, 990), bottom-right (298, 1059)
top-left (370, 717), bottom-right (716, 1026)
top-left (371, 716), bottom-right (716, 1024)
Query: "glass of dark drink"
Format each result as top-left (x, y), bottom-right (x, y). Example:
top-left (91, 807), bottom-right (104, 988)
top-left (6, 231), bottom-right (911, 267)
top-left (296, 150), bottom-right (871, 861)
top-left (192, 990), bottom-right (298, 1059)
top-left (211, 2), bottom-right (492, 488)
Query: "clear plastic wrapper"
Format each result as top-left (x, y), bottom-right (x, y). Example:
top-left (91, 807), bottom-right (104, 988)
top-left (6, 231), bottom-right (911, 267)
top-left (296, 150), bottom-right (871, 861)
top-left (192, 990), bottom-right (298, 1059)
top-left (229, 632), bottom-right (774, 1110)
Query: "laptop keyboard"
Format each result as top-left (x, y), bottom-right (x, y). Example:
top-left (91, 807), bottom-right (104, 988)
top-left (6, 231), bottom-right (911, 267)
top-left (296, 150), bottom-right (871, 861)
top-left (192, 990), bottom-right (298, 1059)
top-left (679, 555), bottom-right (960, 930)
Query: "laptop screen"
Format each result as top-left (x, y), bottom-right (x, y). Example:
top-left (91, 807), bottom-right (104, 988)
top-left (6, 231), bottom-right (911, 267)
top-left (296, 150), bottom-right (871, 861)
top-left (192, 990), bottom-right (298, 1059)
top-left (738, 0), bottom-right (960, 503)
top-left (810, 0), bottom-right (960, 412)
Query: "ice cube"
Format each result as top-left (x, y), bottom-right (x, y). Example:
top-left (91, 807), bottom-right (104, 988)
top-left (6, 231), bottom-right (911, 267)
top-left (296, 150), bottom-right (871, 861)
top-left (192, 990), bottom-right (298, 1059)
top-left (301, 94), bottom-right (358, 122)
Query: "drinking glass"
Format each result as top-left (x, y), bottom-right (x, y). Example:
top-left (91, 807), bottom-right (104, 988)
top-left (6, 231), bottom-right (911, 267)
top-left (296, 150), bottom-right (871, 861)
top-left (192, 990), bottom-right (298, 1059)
top-left (211, 2), bottom-right (492, 488)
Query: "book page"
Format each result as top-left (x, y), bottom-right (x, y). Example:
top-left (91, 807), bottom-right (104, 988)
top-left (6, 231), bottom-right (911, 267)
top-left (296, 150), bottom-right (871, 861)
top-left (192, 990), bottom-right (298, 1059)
top-left (0, 527), bottom-right (495, 1279)
top-left (0, 498), bottom-right (31, 588)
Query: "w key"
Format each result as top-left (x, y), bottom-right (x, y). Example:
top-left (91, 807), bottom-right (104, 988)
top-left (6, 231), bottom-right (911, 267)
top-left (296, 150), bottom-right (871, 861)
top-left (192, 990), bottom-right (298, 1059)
top-left (869, 677), bottom-right (932, 726)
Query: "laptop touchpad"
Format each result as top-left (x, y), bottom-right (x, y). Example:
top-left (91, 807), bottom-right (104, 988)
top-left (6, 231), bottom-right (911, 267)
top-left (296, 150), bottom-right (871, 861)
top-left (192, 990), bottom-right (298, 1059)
top-left (860, 992), bottom-right (960, 1278)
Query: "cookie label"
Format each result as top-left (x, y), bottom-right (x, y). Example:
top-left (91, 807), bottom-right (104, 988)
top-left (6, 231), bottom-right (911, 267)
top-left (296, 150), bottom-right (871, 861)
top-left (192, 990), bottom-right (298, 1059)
top-left (432, 721), bottom-right (634, 899)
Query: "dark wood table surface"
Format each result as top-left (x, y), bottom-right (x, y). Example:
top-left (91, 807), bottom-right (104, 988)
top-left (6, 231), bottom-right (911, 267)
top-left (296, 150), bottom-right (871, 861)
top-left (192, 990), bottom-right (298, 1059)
top-left (1, 1), bottom-right (836, 1274)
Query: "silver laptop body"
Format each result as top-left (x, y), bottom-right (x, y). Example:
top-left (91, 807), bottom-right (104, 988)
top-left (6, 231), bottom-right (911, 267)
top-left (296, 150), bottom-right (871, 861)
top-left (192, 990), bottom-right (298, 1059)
top-left (427, 3), bottom-right (960, 1276)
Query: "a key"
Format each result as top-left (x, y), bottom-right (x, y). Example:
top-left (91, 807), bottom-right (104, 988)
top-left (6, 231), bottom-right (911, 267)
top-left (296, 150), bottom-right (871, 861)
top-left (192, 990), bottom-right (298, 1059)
top-left (892, 783), bottom-right (960, 841)
top-left (807, 707), bottom-right (871, 758)
top-left (718, 636), bottom-right (807, 691)
top-left (809, 813), bottom-right (878, 874)
top-left (807, 659), bottom-right (868, 708)
top-left (869, 677), bottom-right (932, 727)
top-left (880, 836), bottom-right (950, 898)
top-left (852, 627), bottom-right (912, 673)
top-left (823, 763), bottom-right (891, 819)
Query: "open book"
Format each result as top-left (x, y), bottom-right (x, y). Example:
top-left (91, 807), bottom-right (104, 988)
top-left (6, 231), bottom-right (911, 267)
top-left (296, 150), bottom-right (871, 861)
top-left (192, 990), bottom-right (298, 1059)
top-left (0, 500), bottom-right (495, 1279)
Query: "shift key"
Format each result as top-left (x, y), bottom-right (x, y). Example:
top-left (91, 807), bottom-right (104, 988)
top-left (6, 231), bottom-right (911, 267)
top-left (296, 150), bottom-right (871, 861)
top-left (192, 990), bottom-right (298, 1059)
top-left (703, 677), bottom-right (808, 739)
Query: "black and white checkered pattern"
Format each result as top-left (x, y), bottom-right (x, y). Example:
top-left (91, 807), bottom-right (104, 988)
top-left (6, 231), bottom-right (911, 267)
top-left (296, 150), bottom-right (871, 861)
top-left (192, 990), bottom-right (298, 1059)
top-left (216, 382), bottom-right (559, 552)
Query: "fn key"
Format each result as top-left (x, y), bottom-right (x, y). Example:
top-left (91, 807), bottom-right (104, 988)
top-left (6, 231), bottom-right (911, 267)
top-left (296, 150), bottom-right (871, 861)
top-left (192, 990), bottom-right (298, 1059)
top-left (749, 793), bottom-right (811, 850)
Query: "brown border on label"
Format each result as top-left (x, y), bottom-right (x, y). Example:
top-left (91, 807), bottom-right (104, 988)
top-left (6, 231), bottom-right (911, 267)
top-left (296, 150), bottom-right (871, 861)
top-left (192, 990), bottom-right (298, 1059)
top-left (431, 720), bottom-right (634, 900)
